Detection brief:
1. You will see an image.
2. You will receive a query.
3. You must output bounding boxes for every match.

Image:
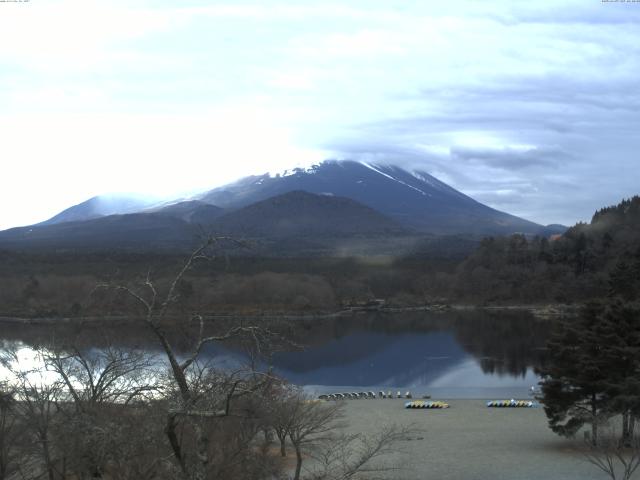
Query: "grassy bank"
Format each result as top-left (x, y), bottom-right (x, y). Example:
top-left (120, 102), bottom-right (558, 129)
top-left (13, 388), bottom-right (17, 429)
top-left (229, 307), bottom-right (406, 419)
top-left (338, 399), bottom-right (603, 480)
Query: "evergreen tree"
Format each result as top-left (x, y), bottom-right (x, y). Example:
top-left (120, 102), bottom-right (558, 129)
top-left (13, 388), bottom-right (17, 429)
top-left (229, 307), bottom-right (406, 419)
top-left (597, 302), bottom-right (640, 445)
top-left (539, 302), bottom-right (640, 445)
top-left (538, 303), bottom-right (611, 444)
top-left (609, 261), bottom-right (638, 301)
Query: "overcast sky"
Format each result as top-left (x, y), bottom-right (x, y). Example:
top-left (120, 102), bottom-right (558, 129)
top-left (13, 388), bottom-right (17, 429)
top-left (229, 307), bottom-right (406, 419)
top-left (1, 0), bottom-right (639, 230)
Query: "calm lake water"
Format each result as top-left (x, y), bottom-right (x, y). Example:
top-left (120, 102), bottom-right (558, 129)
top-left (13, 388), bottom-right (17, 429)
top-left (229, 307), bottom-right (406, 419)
top-left (0, 309), bottom-right (555, 398)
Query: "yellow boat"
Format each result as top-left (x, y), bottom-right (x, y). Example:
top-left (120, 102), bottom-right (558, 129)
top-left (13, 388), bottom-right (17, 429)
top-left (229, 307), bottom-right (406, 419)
top-left (486, 400), bottom-right (535, 408)
top-left (405, 400), bottom-right (449, 409)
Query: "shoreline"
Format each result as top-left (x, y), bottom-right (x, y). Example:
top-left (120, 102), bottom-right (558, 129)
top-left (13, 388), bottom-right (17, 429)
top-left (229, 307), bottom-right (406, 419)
top-left (0, 303), bottom-right (578, 326)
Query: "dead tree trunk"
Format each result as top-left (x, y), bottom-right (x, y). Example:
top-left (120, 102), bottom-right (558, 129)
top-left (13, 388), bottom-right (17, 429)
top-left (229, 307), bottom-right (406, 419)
top-left (592, 393), bottom-right (599, 446)
top-left (280, 438), bottom-right (287, 458)
top-left (292, 441), bottom-right (303, 480)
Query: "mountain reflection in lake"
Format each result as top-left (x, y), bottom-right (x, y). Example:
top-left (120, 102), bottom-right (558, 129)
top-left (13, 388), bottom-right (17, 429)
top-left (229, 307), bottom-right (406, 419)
top-left (0, 309), bottom-right (554, 398)
top-left (266, 310), bottom-right (550, 398)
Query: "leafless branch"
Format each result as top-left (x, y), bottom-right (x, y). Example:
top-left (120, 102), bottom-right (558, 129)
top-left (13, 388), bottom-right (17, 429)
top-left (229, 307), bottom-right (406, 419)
top-left (583, 423), bottom-right (640, 480)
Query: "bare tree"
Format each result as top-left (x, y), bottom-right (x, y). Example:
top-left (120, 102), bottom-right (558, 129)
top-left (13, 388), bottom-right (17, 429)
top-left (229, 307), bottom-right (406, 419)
top-left (99, 237), bottom-right (285, 480)
top-left (307, 424), bottom-right (413, 480)
top-left (282, 392), bottom-right (414, 480)
top-left (583, 422), bottom-right (640, 480)
top-left (7, 356), bottom-right (65, 480)
top-left (265, 381), bottom-right (299, 458)
top-left (1, 339), bottom-right (170, 480)
top-left (0, 382), bottom-right (21, 480)
top-left (287, 397), bottom-right (345, 480)
top-left (44, 343), bottom-right (160, 409)
top-left (40, 343), bottom-right (164, 479)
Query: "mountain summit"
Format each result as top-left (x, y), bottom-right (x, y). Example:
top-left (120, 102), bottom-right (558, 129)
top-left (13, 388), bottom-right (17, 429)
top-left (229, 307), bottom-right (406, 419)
top-left (0, 160), bottom-right (558, 252)
top-left (198, 160), bottom-right (542, 235)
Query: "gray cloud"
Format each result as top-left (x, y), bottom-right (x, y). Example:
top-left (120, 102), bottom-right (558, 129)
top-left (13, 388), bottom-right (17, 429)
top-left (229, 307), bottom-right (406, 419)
top-left (449, 146), bottom-right (572, 170)
top-left (325, 53), bottom-right (640, 226)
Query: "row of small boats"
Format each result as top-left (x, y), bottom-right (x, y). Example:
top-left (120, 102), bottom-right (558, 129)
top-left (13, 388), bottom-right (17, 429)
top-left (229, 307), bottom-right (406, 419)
top-left (486, 400), bottom-right (536, 408)
top-left (318, 391), bottom-right (425, 400)
top-left (404, 399), bottom-right (537, 409)
top-left (405, 401), bottom-right (449, 409)
top-left (318, 394), bottom-right (538, 409)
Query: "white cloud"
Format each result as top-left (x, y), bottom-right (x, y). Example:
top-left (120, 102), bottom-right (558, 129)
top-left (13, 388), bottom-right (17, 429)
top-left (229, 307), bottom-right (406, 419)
top-left (0, 108), bottom-right (325, 229)
top-left (0, 0), bottom-right (638, 228)
top-left (0, 0), bottom-right (181, 73)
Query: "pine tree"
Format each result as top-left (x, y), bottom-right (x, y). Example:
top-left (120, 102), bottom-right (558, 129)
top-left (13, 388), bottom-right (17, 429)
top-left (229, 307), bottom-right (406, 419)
top-left (539, 301), bottom-right (640, 445)
top-left (609, 261), bottom-right (638, 301)
top-left (538, 303), bottom-right (610, 444)
top-left (597, 302), bottom-right (640, 445)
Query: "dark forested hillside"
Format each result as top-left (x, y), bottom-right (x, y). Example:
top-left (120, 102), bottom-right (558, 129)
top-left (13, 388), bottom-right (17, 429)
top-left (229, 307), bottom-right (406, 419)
top-left (211, 190), bottom-right (407, 237)
top-left (1, 197), bottom-right (637, 317)
top-left (450, 196), bottom-right (640, 303)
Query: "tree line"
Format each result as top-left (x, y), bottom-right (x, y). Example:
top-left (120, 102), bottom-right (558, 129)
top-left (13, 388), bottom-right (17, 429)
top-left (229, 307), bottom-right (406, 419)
top-left (2, 196), bottom-right (640, 316)
top-left (453, 196), bottom-right (640, 304)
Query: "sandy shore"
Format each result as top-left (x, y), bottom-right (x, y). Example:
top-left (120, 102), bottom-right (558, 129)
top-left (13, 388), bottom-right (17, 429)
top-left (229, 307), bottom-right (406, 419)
top-left (338, 399), bottom-right (605, 480)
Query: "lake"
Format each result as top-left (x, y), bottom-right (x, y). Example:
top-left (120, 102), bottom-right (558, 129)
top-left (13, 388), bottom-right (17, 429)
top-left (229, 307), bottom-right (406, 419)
top-left (0, 309), bottom-right (556, 398)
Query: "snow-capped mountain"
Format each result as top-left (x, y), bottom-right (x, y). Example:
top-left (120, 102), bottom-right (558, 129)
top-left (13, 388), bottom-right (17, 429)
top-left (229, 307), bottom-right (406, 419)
top-left (198, 160), bottom-right (543, 235)
top-left (0, 160), bottom-right (561, 252)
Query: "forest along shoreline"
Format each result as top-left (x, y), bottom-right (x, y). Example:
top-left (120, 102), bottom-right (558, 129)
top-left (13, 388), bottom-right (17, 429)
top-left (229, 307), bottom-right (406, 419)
top-left (0, 303), bottom-right (578, 326)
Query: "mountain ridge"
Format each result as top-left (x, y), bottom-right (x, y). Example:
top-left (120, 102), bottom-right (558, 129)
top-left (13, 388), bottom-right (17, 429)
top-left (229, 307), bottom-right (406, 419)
top-left (40, 195), bottom-right (160, 226)
top-left (211, 190), bottom-right (408, 238)
top-left (0, 190), bottom-right (410, 253)
top-left (1, 160), bottom-right (567, 254)
top-left (198, 160), bottom-right (547, 235)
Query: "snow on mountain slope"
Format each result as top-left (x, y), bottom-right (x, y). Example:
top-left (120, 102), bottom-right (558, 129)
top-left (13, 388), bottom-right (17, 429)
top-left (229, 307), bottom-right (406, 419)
top-left (28, 160), bottom-right (547, 238)
top-left (199, 160), bottom-right (542, 235)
